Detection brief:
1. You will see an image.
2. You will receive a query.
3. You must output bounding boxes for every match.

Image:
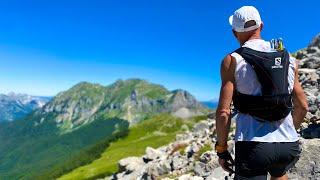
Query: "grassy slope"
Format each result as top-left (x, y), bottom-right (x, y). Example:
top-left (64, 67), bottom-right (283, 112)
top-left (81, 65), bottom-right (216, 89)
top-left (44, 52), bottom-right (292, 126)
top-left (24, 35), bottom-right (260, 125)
top-left (0, 115), bottom-right (129, 179)
top-left (59, 114), bottom-right (204, 180)
top-left (107, 79), bottom-right (169, 103)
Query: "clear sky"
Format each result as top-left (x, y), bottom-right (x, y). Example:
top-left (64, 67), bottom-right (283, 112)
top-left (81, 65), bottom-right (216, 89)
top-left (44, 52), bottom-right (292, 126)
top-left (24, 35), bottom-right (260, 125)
top-left (0, 0), bottom-right (319, 101)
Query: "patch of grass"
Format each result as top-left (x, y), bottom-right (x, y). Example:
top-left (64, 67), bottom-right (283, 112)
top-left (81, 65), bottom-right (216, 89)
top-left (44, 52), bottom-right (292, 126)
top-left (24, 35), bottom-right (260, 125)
top-left (168, 143), bottom-right (188, 156)
top-left (194, 143), bottom-right (213, 161)
top-left (59, 114), bottom-right (200, 180)
top-left (189, 115), bottom-right (208, 123)
top-left (157, 170), bottom-right (194, 180)
top-left (156, 173), bottom-right (180, 180)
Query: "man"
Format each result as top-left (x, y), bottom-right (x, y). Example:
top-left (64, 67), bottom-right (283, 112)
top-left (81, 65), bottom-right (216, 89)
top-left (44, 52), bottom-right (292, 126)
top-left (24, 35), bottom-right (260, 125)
top-left (215, 6), bottom-right (308, 180)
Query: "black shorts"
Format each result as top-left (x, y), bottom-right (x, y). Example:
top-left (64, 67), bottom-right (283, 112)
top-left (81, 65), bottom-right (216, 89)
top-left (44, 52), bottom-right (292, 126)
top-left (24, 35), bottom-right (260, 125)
top-left (235, 141), bottom-right (302, 180)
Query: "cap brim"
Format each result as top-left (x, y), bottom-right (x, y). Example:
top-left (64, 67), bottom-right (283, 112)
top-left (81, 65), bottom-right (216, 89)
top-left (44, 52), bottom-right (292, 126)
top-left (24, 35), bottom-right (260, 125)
top-left (229, 15), bottom-right (233, 26)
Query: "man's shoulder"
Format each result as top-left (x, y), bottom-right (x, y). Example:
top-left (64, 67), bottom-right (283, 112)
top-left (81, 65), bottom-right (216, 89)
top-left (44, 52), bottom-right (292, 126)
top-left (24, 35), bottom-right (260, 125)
top-left (221, 54), bottom-right (237, 77)
top-left (221, 54), bottom-right (234, 66)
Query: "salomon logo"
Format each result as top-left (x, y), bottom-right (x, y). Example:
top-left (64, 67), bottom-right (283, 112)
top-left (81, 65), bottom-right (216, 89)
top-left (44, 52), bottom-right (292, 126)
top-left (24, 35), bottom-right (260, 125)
top-left (275, 57), bottom-right (281, 66)
top-left (272, 57), bottom-right (283, 69)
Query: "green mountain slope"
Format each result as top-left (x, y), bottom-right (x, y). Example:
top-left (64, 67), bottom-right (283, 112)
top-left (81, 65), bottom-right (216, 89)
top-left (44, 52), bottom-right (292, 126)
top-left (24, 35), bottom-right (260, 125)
top-left (0, 114), bottom-right (129, 179)
top-left (59, 114), bottom-right (204, 180)
top-left (0, 79), bottom-right (207, 179)
top-left (41, 79), bottom-right (206, 131)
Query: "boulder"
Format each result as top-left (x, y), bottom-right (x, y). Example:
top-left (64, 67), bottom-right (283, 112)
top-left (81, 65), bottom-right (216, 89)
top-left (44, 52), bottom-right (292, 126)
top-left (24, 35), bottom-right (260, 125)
top-left (178, 173), bottom-right (204, 180)
top-left (118, 156), bottom-right (145, 173)
top-left (145, 159), bottom-right (172, 176)
top-left (199, 151), bottom-right (217, 164)
top-left (193, 121), bottom-right (210, 133)
top-left (193, 161), bottom-right (213, 177)
top-left (143, 146), bottom-right (166, 162)
top-left (206, 167), bottom-right (230, 180)
top-left (171, 154), bottom-right (189, 170)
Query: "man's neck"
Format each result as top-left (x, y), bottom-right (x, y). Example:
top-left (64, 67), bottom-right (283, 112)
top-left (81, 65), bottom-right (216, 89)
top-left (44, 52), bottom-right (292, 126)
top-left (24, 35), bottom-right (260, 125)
top-left (240, 33), bottom-right (262, 46)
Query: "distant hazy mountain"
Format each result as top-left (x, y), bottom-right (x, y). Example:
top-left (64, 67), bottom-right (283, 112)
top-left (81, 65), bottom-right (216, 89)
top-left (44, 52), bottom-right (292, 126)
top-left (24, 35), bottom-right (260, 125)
top-left (201, 99), bottom-right (218, 109)
top-left (0, 79), bottom-right (208, 179)
top-left (0, 92), bottom-right (50, 122)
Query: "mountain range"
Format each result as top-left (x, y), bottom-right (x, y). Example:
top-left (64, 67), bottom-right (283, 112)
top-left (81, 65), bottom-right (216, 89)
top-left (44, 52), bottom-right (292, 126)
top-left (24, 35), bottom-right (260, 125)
top-left (0, 93), bottom-right (50, 122)
top-left (0, 79), bottom-right (208, 179)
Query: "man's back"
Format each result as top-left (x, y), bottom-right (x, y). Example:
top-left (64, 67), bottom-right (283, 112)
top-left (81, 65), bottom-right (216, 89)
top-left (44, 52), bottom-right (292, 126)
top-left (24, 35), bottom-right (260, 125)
top-left (231, 39), bottom-right (299, 142)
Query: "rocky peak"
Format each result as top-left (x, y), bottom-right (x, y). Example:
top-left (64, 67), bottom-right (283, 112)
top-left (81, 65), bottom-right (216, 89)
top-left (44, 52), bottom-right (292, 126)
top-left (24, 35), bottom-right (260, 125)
top-left (295, 33), bottom-right (320, 61)
top-left (170, 89), bottom-right (203, 110)
top-left (130, 90), bottom-right (138, 101)
top-left (41, 82), bottom-right (107, 129)
top-left (308, 33), bottom-right (320, 48)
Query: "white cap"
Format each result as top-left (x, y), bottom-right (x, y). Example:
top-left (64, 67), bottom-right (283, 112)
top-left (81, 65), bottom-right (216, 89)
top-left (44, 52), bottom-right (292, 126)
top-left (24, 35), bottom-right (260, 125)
top-left (229, 6), bottom-right (262, 32)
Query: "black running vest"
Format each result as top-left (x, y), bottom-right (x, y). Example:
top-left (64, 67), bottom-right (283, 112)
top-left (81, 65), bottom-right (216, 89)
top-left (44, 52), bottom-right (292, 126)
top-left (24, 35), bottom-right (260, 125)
top-left (232, 47), bottom-right (293, 122)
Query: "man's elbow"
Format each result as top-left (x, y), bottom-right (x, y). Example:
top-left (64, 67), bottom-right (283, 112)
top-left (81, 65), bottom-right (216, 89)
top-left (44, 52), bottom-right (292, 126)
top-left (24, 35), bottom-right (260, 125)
top-left (296, 102), bottom-right (309, 115)
top-left (301, 103), bottom-right (309, 115)
top-left (215, 108), bottom-right (231, 121)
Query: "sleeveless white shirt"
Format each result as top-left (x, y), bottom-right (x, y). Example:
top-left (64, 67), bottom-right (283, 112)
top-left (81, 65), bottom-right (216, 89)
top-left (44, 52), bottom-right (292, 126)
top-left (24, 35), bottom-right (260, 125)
top-left (231, 39), bottom-right (299, 142)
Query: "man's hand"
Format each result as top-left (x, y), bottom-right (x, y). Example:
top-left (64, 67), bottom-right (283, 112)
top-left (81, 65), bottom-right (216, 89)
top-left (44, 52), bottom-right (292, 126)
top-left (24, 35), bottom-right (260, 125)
top-left (218, 151), bottom-right (235, 173)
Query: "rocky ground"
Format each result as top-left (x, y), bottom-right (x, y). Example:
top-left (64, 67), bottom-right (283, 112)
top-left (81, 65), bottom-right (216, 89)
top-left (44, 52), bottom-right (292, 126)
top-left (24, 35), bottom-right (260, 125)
top-left (108, 117), bottom-right (319, 180)
top-left (295, 34), bottom-right (320, 139)
top-left (105, 34), bottom-right (320, 180)
top-left (109, 117), bottom-right (231, 180)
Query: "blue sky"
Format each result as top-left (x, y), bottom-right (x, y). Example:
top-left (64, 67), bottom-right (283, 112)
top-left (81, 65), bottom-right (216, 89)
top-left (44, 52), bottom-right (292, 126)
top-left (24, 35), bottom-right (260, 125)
top-left (0, 0), bottom-right (319, 101)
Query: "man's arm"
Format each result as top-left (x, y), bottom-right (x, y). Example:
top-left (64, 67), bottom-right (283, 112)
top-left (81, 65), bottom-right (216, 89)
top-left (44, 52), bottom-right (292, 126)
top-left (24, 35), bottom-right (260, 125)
top-left (216, 55), bottom-right (236, 147)
top-left (292, 62), bottom-right (308, 129)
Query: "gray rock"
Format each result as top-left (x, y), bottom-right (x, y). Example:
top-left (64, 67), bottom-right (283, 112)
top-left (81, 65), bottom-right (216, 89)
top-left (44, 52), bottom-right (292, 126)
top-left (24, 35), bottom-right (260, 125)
top-left (171, 154), bottom-right (189, 170)
top-left (193, 121), bottom-right (210, 133)
top-left (176, 132), bottom-right (193, 142)
top-left (144, 160), bottom-right (171, 177)
top-left (199, 151), bottom-right (216, 164)
top-left (185, 142), bottom-right (201, 158)
top-left (118, 156), bottom-right (145, 173)
top-left (143, 146), bottom-right (166, 162)
top-left (193, 161), bottom-right (212, 177)
top-left (288, 139), bottom-right (320, 180)
top-left (206, 167), bottom-right (230, 180)
top-left (178, 173), bottom-right (204, 180)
